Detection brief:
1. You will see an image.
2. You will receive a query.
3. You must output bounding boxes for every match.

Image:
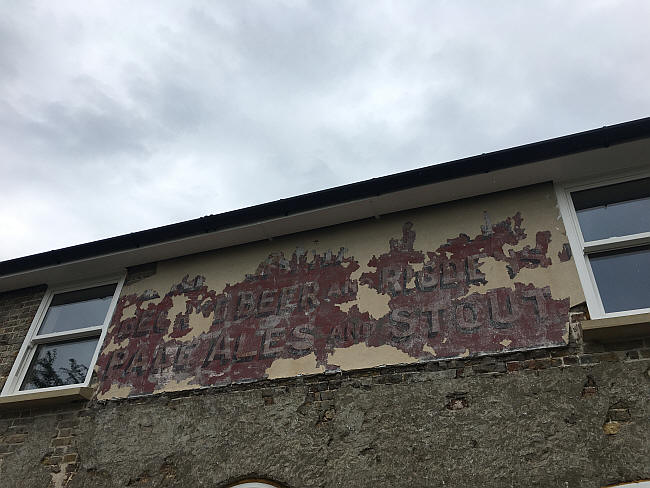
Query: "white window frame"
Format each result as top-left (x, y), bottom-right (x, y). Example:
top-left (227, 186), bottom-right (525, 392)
top-left (555, 170), bottom-right (650, 319)
top-left (0, 274), bottom-right (125, 397)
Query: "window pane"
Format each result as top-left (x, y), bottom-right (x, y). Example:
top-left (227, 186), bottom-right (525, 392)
top-left (20, 338), bottom-right (99, 391)
top-left (38, 284), bottom-right (116, 335)
top-left (590, 246), bottom-right (650, 313)
top-left (572, 178), bottom-right (650, 241)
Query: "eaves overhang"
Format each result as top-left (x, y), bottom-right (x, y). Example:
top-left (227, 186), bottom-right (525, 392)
top-left (2, 117), bottom-right (650, 292)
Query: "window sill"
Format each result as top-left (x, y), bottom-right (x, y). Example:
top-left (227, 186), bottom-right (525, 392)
top-left (581, 313), bottom-right (650, 342)
top-left (0, 386), bottom-right (94, 411)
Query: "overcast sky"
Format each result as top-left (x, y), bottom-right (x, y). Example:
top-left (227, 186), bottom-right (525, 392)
top-left (1, 1), bottom-right (649, 261)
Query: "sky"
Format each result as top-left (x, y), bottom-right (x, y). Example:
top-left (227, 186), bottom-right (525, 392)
top-left (1, 0), bottom-right (650, 261)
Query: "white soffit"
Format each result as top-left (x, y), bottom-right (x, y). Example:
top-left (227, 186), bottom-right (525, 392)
top-left (1, 138), bottom-right (649, 292)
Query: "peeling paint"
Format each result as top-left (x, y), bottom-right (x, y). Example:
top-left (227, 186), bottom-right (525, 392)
top-left (327, 343), bottom-right (419, 370)
top-left (265, 352), bottom-right (326, 379)
top-left (337, 283), bottom-right (391, 319)
top-left (94, 184), bottom-right (578, 398)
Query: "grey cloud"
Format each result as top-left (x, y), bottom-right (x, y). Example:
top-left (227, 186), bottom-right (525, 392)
top-left (1, 83), bottom-right (151, 161)
top-left (1, 1), bottom-right (650, 261)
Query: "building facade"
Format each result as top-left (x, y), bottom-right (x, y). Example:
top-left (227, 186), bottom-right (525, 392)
top-left (1, 119), bottom-right (649, 487)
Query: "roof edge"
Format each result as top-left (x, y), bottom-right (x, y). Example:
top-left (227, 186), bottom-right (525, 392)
top-left (3, 116), bottom-right (650, 277)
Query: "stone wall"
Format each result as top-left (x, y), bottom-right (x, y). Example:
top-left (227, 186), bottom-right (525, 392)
top-left (0, 286), bottom-right (46, 392)
top-left (1, 317), bottom-right (649, 487)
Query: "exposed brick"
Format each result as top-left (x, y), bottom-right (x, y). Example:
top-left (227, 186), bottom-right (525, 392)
top-left (581, 386), bottom-right (598, 397)
top-left (562, 356), bottom-right (579, 366)
top-left (579, 355), bottom-right (597, 365)
top-left (592, 352), bottom-right (619, 363)
top-left (4, 433), bottom-right (27, 444)
top-left (506, 361), bottom-right (522, 372)
top-left (523, 358), bottom-right (551, 370)
top-left (51, 437), bottom-right (73, 447)
top-left (529, 350), bottom-right (551, 360)
top-left (63, 453), bottom-right (78, 463)
top-left (42, 455), bottom-right (63, 465)
top-left (476, 361), bottom-right (507, 374)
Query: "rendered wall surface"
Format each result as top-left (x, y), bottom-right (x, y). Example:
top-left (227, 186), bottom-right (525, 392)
top-left (95, 184), bottom-right (584, 399)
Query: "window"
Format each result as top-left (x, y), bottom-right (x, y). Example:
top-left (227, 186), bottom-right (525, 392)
top-left (1, 276), bottom-right (124, 396)
top-left (557, 176), bottom-right (650, 318)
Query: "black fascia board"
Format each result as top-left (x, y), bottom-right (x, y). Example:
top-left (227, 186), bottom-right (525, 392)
top-left (2, 116), bottom-right (650, 277)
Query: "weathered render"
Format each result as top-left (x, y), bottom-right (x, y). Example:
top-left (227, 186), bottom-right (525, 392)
top-left (97, 184), bottom-right (582, 399)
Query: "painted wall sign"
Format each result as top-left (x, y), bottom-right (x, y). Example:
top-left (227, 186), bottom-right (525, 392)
top-left (95, 186), bottom-right (579, 399)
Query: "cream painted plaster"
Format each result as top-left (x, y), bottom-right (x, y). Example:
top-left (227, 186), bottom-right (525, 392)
top-left (102, 183), bottom-right (583, 392)
top-left (101, 337), bottom-right (130, 355)
top-left (182, 312), bottom-right (214, 342)
top-left (156, 377), bottom-right (197, 393)
top-left (327, 343), bottom-right (419, 370)
top-left (100, 383), bottom-right (133, 400)
top-left (459, 254), bottom-right (581, 306)
top-left (403, 184), bottom-right (583, 306)
top-left (161, 295), bottom-right (190, 341)
top-left (120, 303), bottom-right (138, 321)
top-left (161, 295), bottom-right (213, 343)
top-left (423, 344), bottom-right (437, 356)
top-left (500, 339), bottom-right (513, 347)
top-left (337, 284), bottom-right (391, 319)
top-left (265, 353), bottom-right (326, 379)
